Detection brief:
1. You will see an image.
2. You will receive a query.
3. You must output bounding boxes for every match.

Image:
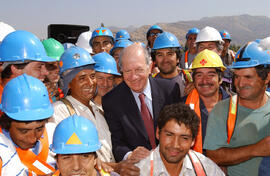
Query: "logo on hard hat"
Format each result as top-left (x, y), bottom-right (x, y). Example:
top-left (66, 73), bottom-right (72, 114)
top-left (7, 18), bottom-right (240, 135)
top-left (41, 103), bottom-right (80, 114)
top-left (200, 59), bottom-right (207, 66)
top-left (66, 132), bottom-right (82, 145)
top-left (73, 53), bottom-right (80, 60)
top-left (223, 33), bottom-right (227, 37)
top-left (96, 29), bottom-right (107, 35)
top-left (59, 61), bottom-right (63, 68)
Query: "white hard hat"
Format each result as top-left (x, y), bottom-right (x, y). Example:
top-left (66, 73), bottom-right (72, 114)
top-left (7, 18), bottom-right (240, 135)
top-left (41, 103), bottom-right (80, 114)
top-left (0, 22), bottom-right (15, 42)
top-left (195, 26), bottom-right (223, 43)
top-left (76, 31), bottom-right (93, 53)
top-left (258, 37), bottom-right (270, 50)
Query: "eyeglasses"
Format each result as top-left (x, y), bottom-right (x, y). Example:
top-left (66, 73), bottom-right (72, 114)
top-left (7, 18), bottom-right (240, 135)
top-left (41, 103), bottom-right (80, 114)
top-left (149, 32), bottom-right (161, 37)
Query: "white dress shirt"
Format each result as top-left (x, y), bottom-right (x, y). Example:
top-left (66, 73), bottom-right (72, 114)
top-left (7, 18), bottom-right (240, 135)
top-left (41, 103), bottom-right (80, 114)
top-left (52, 95), bottom-right (115, 162)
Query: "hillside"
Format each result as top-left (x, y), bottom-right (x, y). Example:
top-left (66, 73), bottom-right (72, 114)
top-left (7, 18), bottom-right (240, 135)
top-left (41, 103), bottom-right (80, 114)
top-left (110, 14), bottom-right (270, 46)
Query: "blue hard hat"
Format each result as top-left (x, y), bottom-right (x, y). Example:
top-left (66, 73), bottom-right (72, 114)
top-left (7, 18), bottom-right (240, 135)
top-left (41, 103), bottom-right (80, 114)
top-left (219, 30), bottom-right (231, 40)
top-left (115, 30), bottom-right (130, 41)
top-left (152, 32), bottom-right (181, 50)
top-left (63, 43), bottom-right (75, 50)
top-left (0, 74), bottom-right (53, 121)
top-left (0, 30), bottom-right (56, 63)
top-left (186, 27), bottom-right (200, 39)
top-left (110, 39), bottom-right (133, 55)
top-left (230, 41), bottom-right (270, 69)
top-left (59, 46), bottom-right (95, 74)
top-left (51, 115), bottom-right (101, 154)
top-left (255, 39), bottom-right (261, 44)
top-left (146, 25), bottom-right (163, 38)
top-left (90, 27), bottom-right (115, 47)
top-left (93, 52), bottom-right (120, 76)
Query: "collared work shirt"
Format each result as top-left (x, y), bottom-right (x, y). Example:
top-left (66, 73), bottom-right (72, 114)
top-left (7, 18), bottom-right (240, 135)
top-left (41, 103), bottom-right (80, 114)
top-left (136, 146), bottom-right (225, 176)
top-left (52, 95), bottom-right (114, 162)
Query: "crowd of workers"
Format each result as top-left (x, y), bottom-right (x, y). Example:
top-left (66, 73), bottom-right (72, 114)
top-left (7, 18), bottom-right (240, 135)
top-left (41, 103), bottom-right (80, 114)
top-left (0, 21), bottom-right (270, 176)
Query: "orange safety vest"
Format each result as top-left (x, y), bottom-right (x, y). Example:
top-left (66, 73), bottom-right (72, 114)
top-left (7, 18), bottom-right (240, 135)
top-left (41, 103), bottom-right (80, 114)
top-left (185, 51), bottom-right (189, 69)
top-left (0, 128), bottom-right (55, 175)
top-left (0, 157), bottom-right (2, 176)
top-left (52, 169), bottom-right (110, 176)
top-left (150, 150), bottom-right (206, 176)
top-left (52, 170), bottom-right (60, 176)
top-left (182, 51), bottom-right (193, 82)
top-left (0, 84), bottom-right (3, 103)
top-left (185, 89), bottom-right (203, 153)
top-left (227, 95), bottom-right (238, 144)
top-left (186, 90), bottom-right (238, 148)
top-left (58, 87), bottom-right (64, 99)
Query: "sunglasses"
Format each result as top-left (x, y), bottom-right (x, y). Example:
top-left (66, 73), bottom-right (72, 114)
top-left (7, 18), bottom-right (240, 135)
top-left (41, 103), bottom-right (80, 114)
top-left (149, 32), bottom-right (161, 37)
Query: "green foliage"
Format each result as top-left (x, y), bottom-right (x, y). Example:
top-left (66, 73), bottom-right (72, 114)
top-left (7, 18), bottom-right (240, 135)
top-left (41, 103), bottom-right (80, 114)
top-left (229, 44), bottom-right (241, 52)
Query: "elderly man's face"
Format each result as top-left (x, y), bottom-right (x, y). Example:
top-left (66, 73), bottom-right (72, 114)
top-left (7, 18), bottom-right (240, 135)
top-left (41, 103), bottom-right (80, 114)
top-left (121, 44), bottom-right (151, 93)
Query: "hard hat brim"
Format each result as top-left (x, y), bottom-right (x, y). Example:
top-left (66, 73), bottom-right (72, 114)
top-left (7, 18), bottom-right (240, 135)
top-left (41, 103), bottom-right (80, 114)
top-left (4, 105), bottom-right (54, 121)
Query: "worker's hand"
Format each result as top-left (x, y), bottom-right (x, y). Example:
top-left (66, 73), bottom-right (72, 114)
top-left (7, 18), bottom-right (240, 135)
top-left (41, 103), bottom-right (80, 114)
top-left (253, 135), bottom-right (270, 157)
top-left (114, 160), bottom-right (140, 176)
top-left (184, 82), bottom-right (195, 96)
top-left (127, 146), bottom-right (151, 162)
top-left (95, 158), bottom-right (114, 173)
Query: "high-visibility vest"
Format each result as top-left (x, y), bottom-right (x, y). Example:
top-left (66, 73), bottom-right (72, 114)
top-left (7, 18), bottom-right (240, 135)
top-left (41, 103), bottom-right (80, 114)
top-left (185, 51), bottom-right (189, 69)
top-left (52, 169), bottom-right (111, 176)
top-left (185, 89), bottom-right (203, 153)
top-left (227, 95), bottom-right (238, 144)
top-left (150, 150), bottom-right (206, 176)
top-left (0, 157), bottom-right (2, 176)
top-left (52, 170), bottom-right (60, 176)
top-left (0, 128), bottom-right (55, 175)
top-left (0, 84), bottom-right (3, 103)
top-left (186, 90), bottom-right (238, 147)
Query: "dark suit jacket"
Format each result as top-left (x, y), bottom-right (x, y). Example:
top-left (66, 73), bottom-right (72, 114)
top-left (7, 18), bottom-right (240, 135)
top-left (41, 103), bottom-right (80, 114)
top-left (102, 77), bottom-right (180, 162)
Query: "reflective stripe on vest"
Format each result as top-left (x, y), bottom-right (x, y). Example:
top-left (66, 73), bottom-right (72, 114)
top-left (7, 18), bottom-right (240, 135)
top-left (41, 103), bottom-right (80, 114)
top-left (227, 95), bottom-right (238, 144)
top-left (16, 129), bottom-right (55, 175)
top-left (188, 150), bottom-right (207, 176)
top-left (52, 170), bottom-right (60, 176)
top-left (149, 150), bottom-right (206, 176)
top-left (152, 73), bottom-right (158, 78)
top-left (185, 51), bottom-right (189, 69)
top-left (185, 89), bottom-right (203, 153)
top-left (0, 128), bottom-right (55, 175)
top-left (182, 69), bottom-right (193, 83)
top-left (0, 156), bottom-right (2, 176)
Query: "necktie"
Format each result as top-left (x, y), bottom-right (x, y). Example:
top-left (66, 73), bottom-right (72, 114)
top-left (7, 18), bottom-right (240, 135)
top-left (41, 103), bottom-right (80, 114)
top-left (138, 93), bottom-right (156, 149)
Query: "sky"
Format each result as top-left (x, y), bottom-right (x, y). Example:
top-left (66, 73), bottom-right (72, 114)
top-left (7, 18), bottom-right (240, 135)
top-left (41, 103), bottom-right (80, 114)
top-left (1, 0), bottom-right (270, 38)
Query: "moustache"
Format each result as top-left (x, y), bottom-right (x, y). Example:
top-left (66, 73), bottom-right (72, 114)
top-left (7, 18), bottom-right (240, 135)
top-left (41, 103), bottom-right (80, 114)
top-left (198, 83), bottom-right (214, 87)
top-left (238, 86), bottom-right (252, 91)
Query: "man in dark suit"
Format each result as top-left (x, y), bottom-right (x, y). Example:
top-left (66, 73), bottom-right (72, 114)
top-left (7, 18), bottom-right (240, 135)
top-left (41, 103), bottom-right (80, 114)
top-left (102, 43), bottom-right (180, 162)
